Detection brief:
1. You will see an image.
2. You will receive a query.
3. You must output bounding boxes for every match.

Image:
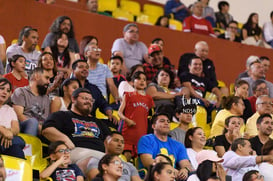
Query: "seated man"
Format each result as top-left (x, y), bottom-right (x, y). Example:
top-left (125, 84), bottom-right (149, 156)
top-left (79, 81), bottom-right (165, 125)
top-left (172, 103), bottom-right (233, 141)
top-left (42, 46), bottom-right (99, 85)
top-left (6, 26), bottom-right (40, 74)
top-left (180, 56), bottom-right (221, 110)
top-left (249, 114), bottom-right (273, 155)
top-left (178, 41), bottom-right (224, 95)
top-left (237, 55), bottom-right (260, 79)
top-left (72, 59), bottom-right (118, 126)
top-left (218, 20), bottom-right (241, 42)
top-left (241, 60), bottom-right (273, 97)
top-left (12, 67), bottom-right (51, 136)
top-left (215, 1), bottom-right (233, 29)
top-left (223, 138), bottom-right (273, 181)
top-left (86, 0), bottom-right (111, 16)
top-left (42, 16), bottom-right (79, 53)
top-left (42, 88), bottom-right (111, 166)
top-left (245, 95), bottom-right (273, 138)
top-left (86, 132), bottom-right (141, 181)
top-left (164, 0), bottom-right (189, 22)
top-left (138, 112), bottom-right (192, 181)
top-left (85, 43), bottom-right (119, 101)
top-left (111, 23), bottom-right (148, 73)
top-left (183, 2), bottom-right (216, 37)
top-left (248, 80), bottom-right (269, 113)
top-left (143, 44), bottom-right (173, 83)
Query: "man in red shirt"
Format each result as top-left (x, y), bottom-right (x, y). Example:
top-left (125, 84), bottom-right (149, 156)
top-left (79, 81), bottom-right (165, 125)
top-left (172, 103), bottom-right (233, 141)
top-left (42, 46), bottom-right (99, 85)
top-left (183, 1), bottom-right (216, 37)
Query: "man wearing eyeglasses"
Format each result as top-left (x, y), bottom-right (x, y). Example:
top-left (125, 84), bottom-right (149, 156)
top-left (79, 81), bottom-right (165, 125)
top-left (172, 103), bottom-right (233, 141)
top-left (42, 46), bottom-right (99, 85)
top-left (42, 88), bottom-right (111, 172)
top-left (242, 60), bottom-right (273, 97)
top-left (246, 95), bottom-right (273, 138)
top-left (218, 20), bottom-right (241, 42)
top-left (86, 131), bottom-right (142, 181)
top-left (111, 23), bottom-right (148, 74)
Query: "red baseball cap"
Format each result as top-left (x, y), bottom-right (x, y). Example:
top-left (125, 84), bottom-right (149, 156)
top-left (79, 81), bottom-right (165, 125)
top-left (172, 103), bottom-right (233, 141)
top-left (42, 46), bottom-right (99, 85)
top-left (148, 44), bottom-right (161, 55)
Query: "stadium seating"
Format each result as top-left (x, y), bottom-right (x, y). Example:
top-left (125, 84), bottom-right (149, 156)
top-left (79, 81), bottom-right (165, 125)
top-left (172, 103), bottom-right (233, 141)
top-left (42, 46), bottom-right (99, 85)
top-left (112, 8), bottom-right (134, 22)
top-left (143, 3), bottom-right (164, 20)
top-left (2, 155), bottom-right (32, 181)
top-left (19, 133), bottom-right (48, 173)
top-left (120, 0), bottom-right (141, 17)
top-left (136, 13), bottom-right (158, 25)
top-left (98, 0), bottom-right (117, 13)
top-left (169, 19), bottom-right (183, 31)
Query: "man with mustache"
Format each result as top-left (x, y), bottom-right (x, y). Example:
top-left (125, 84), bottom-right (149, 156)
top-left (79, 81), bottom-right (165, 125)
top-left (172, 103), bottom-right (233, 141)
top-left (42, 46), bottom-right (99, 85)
top-left (11, 67), bottom-right (51, 136)
top-left (42, 88), bottom-right (111, 174)
top-left (86, 132), bottom-right (142, 181)
top-left (6, 26), bottom-right (41, 75)
top-left (42, 16), bottom-right (79, 53)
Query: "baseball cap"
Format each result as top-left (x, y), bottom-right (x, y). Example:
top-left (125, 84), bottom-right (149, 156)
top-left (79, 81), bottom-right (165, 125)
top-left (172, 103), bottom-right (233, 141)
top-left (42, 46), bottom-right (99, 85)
top-left (148, 44), bottom-right (161, 55)
top-left (246, 55), bottom-right (260, 69)
top-left (196, 150), bottom-right (223, 164)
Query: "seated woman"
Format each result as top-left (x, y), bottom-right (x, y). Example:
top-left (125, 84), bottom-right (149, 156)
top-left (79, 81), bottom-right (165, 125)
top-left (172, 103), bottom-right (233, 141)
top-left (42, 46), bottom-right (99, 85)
top-left (92, 154), bottom-right (123, 181)
top-left (155, 15), bottom-right (170, 28)
top-left (146, 68), bottom-right (188, 119)
top-left (234, 79), bottom-right (253, 122)
top-left (144, 162), bottom-right (176, 181)
top-left (184, 127), bottom-right (206, 170)
top-left (241, 13), bottom-right (271, 48)
top-left (79, 35), bottom-right (98, 60)
top-left (210, 95), bottom-right (245, 138)
top-left (3, 54), bottom-right (28, 92)
top-left (214, 116), bottom-right (242, 157)
top-left (50, 78), bottom-right (80, 113)
top-left (0, 78), bottom-right (25, 159)
top-left (37, 52), bottom-right (67, 97)
top-left (44, 32), bottom-right (75, 76)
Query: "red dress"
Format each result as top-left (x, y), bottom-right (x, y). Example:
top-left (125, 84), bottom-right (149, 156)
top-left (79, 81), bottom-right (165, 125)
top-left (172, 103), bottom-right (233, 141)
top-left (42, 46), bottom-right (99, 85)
top-left (119, 91), bottom-right (154, 155)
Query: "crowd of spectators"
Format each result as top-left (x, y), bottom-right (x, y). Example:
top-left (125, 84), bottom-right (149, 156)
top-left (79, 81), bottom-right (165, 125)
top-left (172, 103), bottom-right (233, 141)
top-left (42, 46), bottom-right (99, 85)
top-left (0, 0), bottom-right (273, 180)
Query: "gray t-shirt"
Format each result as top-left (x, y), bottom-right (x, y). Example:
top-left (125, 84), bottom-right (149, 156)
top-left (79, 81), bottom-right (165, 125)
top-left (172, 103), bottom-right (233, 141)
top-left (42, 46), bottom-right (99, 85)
top-left (241, 77), bottom-right (273, 98)
top-left (87, 157), bottom-right (139, 181)
top-left (6, 44), bottom-right (41, 74)
top-left (11, 86), bottom-right (50, 122)
top-left (42, 32), bottom-right (79, 53)
top-left (169, 127), bottom-right (186, 144)
top-left (147, 82), bottom-right (175, 108)
top-left (111, 38), bottom-right (148, 69)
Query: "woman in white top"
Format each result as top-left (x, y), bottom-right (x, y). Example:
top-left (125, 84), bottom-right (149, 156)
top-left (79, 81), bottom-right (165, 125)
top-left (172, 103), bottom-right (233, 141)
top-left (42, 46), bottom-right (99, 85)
top-left (50, 78), bottom-right (80, 113)
top-left (259, 139), bottom-right (273, 181)
top-left (184, 127), bottom-right (206, 170)
top-left (0, 78), bottom-right (25, 159)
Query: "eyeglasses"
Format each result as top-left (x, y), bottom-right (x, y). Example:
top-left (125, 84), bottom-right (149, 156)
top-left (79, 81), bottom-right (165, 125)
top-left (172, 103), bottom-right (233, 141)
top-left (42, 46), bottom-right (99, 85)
top-left (78, 96), bottom-right (95, 103)
top-left (256, 87), bottom-right (269, 92)
top-left (55, 149), bottom-right (71, 154)
top-left (257, 102), bottom-right (273, 106)
top-left (110, 160), bottom-right (123, 166)
top-left (228, 26), bottom-right (238, 29)
top-left (252, 174), bottom-right (264, 180)
top-left (90, 48), bottom-right (102, 52)
top-left (127, 30), bottom-right (139, 34)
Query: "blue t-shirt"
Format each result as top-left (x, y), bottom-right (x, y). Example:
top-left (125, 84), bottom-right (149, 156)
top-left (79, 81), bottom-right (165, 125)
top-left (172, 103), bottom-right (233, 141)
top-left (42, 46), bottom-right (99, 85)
top-left (137, 134), bottom-right (189, 169)
top-left (50, 164), bottom-right (84, 181)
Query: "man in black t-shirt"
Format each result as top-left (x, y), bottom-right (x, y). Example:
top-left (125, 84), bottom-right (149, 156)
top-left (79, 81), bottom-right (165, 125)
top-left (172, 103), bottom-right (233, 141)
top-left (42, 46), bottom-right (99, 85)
top-left (42, 88), bottom-right (111, 165)
top-left (249, 114), bottom-right (273, 155)
top-left (180, 56), bottom-right (222, 108)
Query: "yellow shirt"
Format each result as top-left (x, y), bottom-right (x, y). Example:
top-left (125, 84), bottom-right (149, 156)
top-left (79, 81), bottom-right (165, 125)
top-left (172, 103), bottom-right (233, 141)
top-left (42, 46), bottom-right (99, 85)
top-left (210, 109), bottom-right (245, 138)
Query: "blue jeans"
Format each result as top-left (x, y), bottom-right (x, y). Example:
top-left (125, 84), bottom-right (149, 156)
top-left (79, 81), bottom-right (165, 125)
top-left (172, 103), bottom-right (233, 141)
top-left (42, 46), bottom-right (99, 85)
top-left (0, 136), bottom-right (25, 159)
top-left (20, 118), bottom-right (39, 136)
